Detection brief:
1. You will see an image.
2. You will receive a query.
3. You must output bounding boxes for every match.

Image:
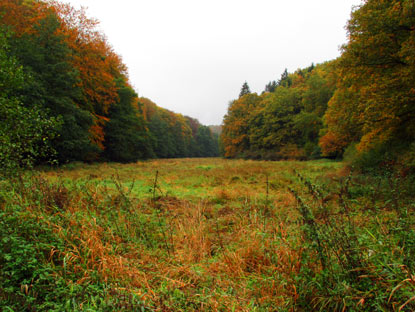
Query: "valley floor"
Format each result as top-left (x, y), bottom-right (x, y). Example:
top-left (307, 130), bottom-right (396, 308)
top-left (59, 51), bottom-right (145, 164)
top-left (1, 158), bottom-right (414, 311)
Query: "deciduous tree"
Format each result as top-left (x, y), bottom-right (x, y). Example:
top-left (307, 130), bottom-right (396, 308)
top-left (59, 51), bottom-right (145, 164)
top-left (0, 29), bottom-right (59, 175)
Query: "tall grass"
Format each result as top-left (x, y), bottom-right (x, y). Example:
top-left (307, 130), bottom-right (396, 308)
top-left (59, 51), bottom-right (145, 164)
top-left (0, 174), bottom-right (149, 311)
top-left (290, 169), bottom-right (415, 311)
top-left (1, 159), bottom-right (413, 311)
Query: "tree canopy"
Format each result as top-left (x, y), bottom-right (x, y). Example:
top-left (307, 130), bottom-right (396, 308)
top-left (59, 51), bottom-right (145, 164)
top-left (222, 0), bottom-right (415, 170)
top-left (0, 28), bottom-right (59, 175)
top-left (0, 0), bottom-right (219, 171)
top-left (320, 0), bottom-right (415, 165)
top-left (222, 63), bottom-right (335, 160)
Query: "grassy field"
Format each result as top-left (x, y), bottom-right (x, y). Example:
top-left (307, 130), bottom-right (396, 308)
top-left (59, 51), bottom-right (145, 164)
top-left (1, 158), bottom-right (414, 311)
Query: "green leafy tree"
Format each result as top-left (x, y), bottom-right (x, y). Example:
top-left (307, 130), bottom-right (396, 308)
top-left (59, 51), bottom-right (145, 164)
top-left (140, 98), bottom-right (176, 158)
top-left (302, 64), bottom-right (335, 116)
top-left (8, 12), bottom-right (97, 162)
top-left (104, 80), bottom-right (153, 162)
top-left (195, 126), bottom-right (217, 157)
top-left (257, 87), bottom-right (302, 150)
top-left (0, 29), bottom-right (59, 176)
top-left (223, 64), bottom-right (336, 160)
top-left (149, 114), bottom-right (174, 158)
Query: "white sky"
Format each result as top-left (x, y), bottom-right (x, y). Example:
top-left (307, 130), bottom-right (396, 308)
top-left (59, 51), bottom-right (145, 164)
top-left (59, 0), bottom-right (362, 125)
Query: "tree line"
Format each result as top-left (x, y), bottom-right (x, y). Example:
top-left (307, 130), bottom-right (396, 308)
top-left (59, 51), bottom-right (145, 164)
top-left (0, 0), bottom-right (219, 174)
top-left (221, 0), bottom-right (415, 171)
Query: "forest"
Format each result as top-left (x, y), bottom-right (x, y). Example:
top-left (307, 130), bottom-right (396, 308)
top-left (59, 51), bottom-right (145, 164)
top-left (222, 0), bottom-right (415, 172)
top-left (0, 0), bottom-right (219, 174)
top-left (1, 0), bottom-right (415, 311)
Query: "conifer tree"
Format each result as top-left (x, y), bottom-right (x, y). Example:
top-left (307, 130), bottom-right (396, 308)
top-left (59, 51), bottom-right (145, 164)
top-left (239, 81), bottom-right (251, 97)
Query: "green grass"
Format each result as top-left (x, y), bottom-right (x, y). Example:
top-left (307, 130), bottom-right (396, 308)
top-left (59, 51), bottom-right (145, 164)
top-left (1, 158), bottom-right (414, 311)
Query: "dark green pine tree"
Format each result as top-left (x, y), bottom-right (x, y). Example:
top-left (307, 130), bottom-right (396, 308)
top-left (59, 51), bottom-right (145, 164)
top-left (264, 80), bottom-right (278, 93)
top-left (103, 79), bottom-right (154, 162)
top-left (278, 68), bottom-right (292, 87)
top-left (239, 81), bottom-right (251, 98)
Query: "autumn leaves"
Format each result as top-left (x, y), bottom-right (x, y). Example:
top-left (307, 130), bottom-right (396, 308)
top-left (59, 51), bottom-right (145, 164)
top-left (0, 0), bottom-right (219, 166)
top-left (222, 0), bottom-right (415, 168)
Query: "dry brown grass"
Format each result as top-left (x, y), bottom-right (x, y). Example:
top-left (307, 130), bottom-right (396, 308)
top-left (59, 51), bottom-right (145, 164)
top-left (31, 158), bottom-right (343, 310)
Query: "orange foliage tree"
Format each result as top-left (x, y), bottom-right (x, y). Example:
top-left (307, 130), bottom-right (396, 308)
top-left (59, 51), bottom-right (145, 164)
top-left (50, 1), bottom-right (128, 151)
top-left (222, 64), bottom-right (334, 160)
top-left (320, 0), bottom-right (415, 160)
top-left (1, 0), bottom-right (149, 161)
top-left (221, 93), bottom-right (262, 158)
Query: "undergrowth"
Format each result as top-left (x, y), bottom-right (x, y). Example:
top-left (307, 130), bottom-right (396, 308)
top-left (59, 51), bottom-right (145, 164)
top-left (0, 158), bottom-right (413, 311)
top-left (289, 168), bottom-right (415, 311)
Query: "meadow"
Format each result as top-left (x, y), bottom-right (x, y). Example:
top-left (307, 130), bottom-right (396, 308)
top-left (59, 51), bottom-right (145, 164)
top-left (1, 158), bottom-right (414, 311)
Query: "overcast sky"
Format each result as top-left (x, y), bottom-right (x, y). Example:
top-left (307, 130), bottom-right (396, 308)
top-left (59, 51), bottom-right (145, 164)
top-left (59, 0), bottom-right (362, 125)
